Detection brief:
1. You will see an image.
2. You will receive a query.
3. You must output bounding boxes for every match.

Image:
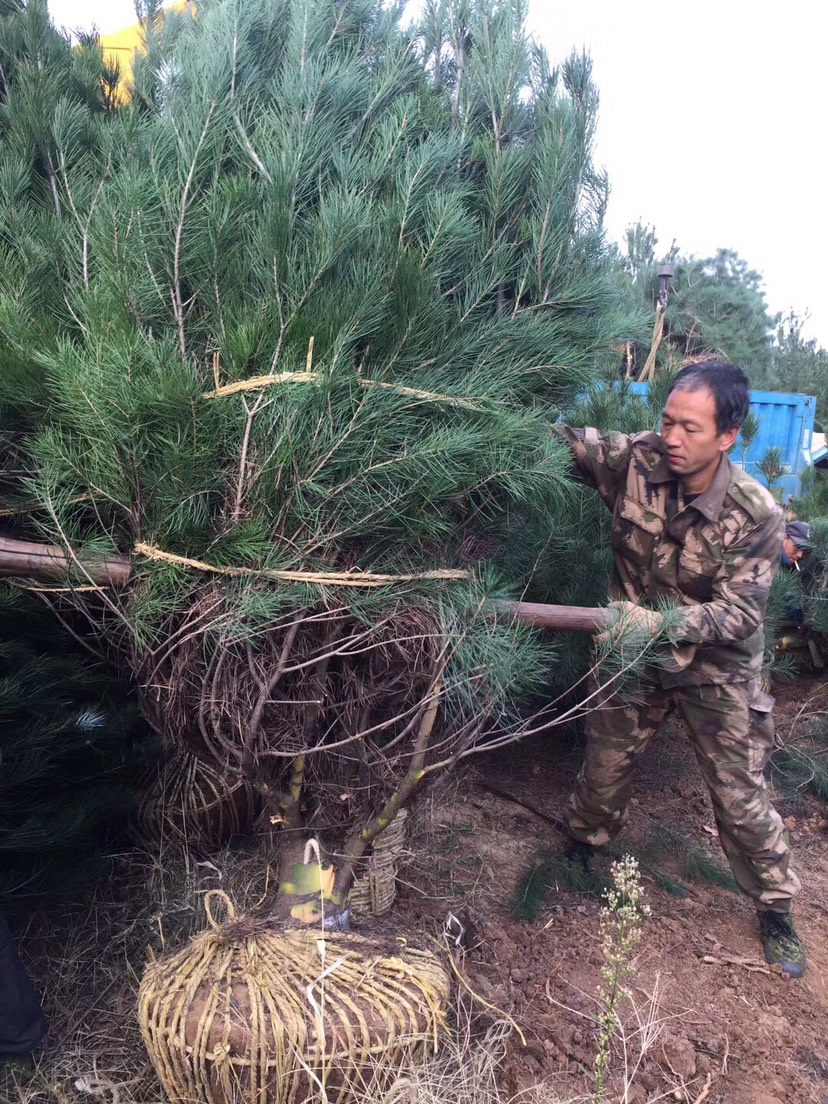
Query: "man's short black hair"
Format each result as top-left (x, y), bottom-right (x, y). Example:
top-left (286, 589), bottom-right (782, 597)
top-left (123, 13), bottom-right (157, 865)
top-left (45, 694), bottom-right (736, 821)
top-left (667, 360), bottom-right (751, 434)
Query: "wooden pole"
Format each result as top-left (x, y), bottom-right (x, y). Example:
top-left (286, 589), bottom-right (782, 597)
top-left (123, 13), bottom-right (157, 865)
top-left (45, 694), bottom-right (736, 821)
top-left (0, 537), bottom-right (605, 632)
top-left (0, 537), bottom-right (132, 587)
top-left (491, 599), bottom-right (607, 633)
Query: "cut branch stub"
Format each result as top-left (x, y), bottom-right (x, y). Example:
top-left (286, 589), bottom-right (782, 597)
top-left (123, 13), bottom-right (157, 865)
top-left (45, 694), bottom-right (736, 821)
top-left (0, 537), bottom-right (131, 587)
top-left (491, 599), bottom-right (609, 633)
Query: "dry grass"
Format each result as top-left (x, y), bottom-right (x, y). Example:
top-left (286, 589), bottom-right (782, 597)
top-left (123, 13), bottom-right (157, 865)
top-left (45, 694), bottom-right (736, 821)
top-left (1, 829), bottom-right (707, 1104)
top-left (0, 842), bottom-right (277, 1104)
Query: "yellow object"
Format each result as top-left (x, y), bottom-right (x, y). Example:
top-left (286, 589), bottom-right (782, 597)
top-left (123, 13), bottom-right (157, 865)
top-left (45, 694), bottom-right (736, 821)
top-left (98, 2), bottom-right (194, 102)
top-left (278, 840), bottom-right (339, 926)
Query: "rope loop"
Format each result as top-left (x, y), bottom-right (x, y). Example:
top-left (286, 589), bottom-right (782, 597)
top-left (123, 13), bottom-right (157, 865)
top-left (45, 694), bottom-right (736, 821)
top-left (204, 889), bottom-right (236, 928)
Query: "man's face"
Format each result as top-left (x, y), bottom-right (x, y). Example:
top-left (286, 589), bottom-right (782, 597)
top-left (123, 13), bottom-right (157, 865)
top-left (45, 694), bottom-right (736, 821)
top-left (660, 385), bottom-right (739, 482)
top-left (783, 536), bottom-right (809, 565)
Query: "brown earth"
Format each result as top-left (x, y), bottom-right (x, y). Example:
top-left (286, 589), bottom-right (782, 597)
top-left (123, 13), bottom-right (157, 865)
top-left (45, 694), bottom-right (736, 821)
top-left (398, 674), bottom-right (828, 1104)
top-left (3, 674), bottom-right (828, 1104)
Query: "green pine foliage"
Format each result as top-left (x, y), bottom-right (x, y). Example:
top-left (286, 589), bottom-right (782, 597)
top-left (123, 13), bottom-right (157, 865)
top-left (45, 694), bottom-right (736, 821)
top-left (793, 469), bottom-right (828, 522)
top-left (804, 520), bottom-right (828, 636)
top-left (770, 715), bottom-right (828, 805)
top-left (510, 836), bottom-right (732, 923)
top-left (770, 745), bottom-right (828, 803)
top-left (0, 586), bottom-right (152, 913)
top-left (512, 849), bottom-right (613, 920)
top-left (762, 567), bottom-right (804, 681)
top-left (665, 250), bottom-right (777, 379)
top-left (0, 0), bottom-right (645, 866)
top-left (764, 312), bottom-right (828, 424)
top-left (640, 824), bottom-right (736, 893)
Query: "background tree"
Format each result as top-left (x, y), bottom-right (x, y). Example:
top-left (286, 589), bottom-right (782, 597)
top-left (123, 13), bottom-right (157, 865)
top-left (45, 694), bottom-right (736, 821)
top-left (766, 311), bottom-right (828, 425)
top-left (667, 248), bottom-right (777, 376)
top-left (617, 223), bottom-right (777, 381)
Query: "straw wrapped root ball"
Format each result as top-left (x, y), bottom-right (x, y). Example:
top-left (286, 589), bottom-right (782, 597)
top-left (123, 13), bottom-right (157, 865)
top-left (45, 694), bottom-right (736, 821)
top-left (138, 898), bottom-right (451, 1104)
top-left (132, 747), bottom-right (259, 852)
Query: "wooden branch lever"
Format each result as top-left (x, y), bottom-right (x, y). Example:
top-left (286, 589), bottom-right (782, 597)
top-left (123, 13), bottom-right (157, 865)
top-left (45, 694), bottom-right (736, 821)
top-left (0, 536), bottom-right (132, 588)
top-left (0, 537), bottom-right (606, 632)
top-left (491, 599), bottom-right (608, 633)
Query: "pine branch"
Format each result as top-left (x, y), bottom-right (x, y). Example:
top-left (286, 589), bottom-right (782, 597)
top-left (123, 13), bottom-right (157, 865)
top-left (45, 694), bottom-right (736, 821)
top-left (172, 100), bottom-right (217, 360)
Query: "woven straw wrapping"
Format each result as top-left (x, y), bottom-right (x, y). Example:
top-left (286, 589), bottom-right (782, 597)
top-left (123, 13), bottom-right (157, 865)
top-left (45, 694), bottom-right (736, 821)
top-left (138, 899), bottom-right (451, 1104)
top-left (133, 747), bottom-right (258, 851)
top-left (349, 810), bottom-right (407, 919)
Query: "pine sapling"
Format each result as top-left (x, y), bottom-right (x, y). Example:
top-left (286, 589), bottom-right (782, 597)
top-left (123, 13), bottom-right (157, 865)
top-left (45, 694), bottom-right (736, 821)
top-left (757, 446), bottom-right (788, 495)
top-left (738, 410), bottom-right (760, 468)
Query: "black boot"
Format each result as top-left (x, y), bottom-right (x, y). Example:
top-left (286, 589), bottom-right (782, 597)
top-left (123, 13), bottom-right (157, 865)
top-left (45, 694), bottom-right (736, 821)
top-left (563, 837), bottom-right (595, 873)
top-left (758, 911), bottom-right (807, 979)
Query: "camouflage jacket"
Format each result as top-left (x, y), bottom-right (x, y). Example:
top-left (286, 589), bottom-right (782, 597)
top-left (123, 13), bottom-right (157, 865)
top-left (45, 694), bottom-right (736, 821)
top-left (557, 427), bottom-right (784, 686)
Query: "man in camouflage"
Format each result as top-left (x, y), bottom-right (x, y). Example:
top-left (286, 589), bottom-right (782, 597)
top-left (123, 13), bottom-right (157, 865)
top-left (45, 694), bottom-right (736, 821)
top-left (557, 360), bottom-right (806, 978)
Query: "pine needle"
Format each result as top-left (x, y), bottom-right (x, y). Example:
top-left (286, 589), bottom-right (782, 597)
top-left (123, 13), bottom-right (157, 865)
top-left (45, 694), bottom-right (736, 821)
top-left (511, 849), bottom-right (612, 921)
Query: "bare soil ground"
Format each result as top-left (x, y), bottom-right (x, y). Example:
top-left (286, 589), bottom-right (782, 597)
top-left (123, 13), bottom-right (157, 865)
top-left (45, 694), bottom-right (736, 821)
top-left (2, 675), bottom-right (828, 1104)
top-left (399, 674), bottom-right (828, 1104)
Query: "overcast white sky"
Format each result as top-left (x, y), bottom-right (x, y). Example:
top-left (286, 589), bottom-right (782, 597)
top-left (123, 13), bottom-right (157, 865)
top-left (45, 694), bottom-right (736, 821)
top-left (47, 0), bottom-right (828, 349)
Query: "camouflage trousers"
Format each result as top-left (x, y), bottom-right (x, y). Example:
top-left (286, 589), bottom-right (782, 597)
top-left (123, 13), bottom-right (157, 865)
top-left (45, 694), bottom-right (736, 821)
top-left (567, 677), bottom-right (800, 914)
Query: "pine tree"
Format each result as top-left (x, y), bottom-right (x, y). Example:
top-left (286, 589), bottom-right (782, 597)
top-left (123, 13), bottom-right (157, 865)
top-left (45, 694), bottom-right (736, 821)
top-left (618, 223), bottom-right (777, 381)
top-left (765, 311), bottom-right (828, 423)
top-left (0, 586), bottom-right (152, 915)
top-left (0, 0), bottom-right (651, 910)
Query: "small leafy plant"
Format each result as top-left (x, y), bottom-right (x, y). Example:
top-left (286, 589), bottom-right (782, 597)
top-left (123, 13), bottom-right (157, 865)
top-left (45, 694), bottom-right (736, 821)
top-left (591, 855), bottom-right (651, 1103)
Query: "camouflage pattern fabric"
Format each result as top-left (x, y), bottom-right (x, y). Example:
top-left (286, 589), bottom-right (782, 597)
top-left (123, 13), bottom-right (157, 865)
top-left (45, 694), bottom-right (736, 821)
top-left (555, 427), bottom-right (784, 687)
top-left (554, 425), bottom-right (796, 911)
top-left (567, 676), bottom-right (800, 912)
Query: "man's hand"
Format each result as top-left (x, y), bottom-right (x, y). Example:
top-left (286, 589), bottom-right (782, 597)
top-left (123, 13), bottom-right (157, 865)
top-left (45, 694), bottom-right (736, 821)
top-left (595, 600), bottom-right (664, 645)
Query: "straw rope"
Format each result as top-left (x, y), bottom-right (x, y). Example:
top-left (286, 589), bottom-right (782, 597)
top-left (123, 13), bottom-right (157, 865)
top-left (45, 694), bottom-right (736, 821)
top-left (10, 583), bottom-right (102, 593)
top-left (349, 810), bottom-right (407, 919)
top-left (202, 372), bottom-right (482, 410)
top-left (639, 304), bottom-right (666, 383)
top-left (134, 542), bottom-right (470, 587)
top-left (132, 747), bottom-right (258, 851)
top-left (358, 379), bottom-right (483, 411)
top-left (138, 905), bottom-right (450, 1104)
top-left (203, 371), bottom-right (320, 398)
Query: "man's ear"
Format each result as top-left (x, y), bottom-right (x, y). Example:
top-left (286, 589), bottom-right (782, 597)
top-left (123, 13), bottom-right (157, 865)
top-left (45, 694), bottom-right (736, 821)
top-left (720, 426), bottom-right (740, 452)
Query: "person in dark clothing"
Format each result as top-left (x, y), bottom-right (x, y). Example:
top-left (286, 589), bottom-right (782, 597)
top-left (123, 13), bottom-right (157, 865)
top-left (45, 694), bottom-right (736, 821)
top-left (781, 520), bottom-right (814, 571)
top-left (0, 909), bottom-right (43, 1062)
